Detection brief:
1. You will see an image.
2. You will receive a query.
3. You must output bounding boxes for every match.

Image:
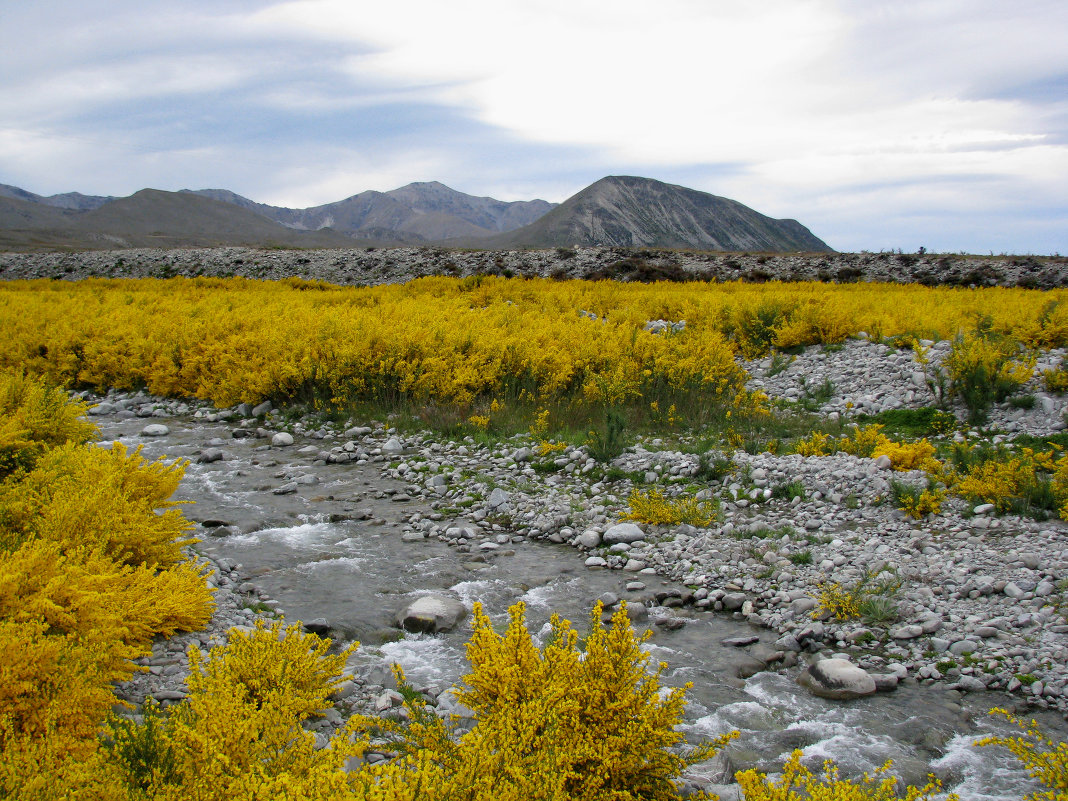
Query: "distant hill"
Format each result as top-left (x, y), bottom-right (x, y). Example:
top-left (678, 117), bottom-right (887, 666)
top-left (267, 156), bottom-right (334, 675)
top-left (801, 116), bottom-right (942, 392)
top-left (0, 189), bottom-right (355, 251)
top-left (186, 181), bottom-right (555, 242)
top-left (485, 176), bottom-right (832, 252)
top-left (0, 176), bottom-right (831, 252)
top-left (0, 183), bottom-right (113, 210)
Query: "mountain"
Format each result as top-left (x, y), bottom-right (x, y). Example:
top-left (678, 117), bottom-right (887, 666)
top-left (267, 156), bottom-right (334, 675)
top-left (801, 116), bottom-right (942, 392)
top-left (0, 183), bottom-right (113, 210)
top-left (0, 189), bottom-right (355, 251)
top-left (486, 176), bottom-right (832, 252)
top-left (0, 176), bottom-right (831, 253)
top-left (186, 181), bottom-right (555, 242)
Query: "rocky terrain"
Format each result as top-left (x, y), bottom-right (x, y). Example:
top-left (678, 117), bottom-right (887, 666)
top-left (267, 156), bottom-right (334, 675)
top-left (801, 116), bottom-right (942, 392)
top-left (2, 245), bottom-right (1066, 287)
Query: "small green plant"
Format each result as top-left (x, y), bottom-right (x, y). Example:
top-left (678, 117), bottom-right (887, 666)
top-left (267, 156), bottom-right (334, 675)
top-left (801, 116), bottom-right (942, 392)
top-left (1015, 673), bottom-right (1039, 686)
top-left (695, 452), bottom-right (733, 481)
top-left (945, 321), bottom-right (1035, 424)
top-left (815, 567), bottom-right (902, 622)
top-left (789, 550), bottom-right (812, 565)
top-left (772, 479), bottom-right (806, 501)
top-left (1008, 394), bottom-right (1037, 409)
top-left (587, 408), bottom-right (627, 462)
top-left (767, 350), bottom-right (794, 377)
top-left (799, 376), bottom-right (835, 411)
top-left (890, 479), bottom-right (944, 519)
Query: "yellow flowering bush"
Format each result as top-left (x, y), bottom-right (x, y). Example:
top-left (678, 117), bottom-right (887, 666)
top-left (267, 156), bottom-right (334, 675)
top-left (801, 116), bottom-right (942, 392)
top-left (361, 601), bottom-right (736, 801)
top-left (622, 488), bottom-right (719, 527)
top-left (977, 709), bottom-right (1068, 801)
top-left (736, 749), bottom-right (957, 801)
top-left (0, 373), bottom-right (213, 800)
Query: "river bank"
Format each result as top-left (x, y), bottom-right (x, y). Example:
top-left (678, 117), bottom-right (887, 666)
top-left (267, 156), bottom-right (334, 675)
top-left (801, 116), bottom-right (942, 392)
top-left (94, 334), bottom-right (1068, 798)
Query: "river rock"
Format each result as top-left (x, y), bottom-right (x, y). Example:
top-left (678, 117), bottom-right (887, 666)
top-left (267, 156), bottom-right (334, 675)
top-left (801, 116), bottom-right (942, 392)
top-left (397, 593), bottom-right (468, 634)
top-left (576, 529), bottom-right (601, 548)
top-left (798, 658), bottom-right (877, 700)
top-left (382, 437), bottom-right (404, 454)
top-left (141, 423), bottom-right (169, 436)
top-left (603, 522), bottom-right (646, 544)
top-left (271, 432), bottom-right (294, 447)
top-left (486, 487), bottom-right (511, 511)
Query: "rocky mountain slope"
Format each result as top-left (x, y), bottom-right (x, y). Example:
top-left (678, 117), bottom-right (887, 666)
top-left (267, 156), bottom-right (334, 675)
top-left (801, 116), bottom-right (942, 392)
top-left (484, 176), bottom-right (831, 252)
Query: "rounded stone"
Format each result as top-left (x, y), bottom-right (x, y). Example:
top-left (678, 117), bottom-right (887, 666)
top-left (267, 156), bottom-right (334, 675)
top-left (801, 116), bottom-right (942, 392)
top-left (798, 658), bottom-right (877, 700)
top-left (140, 423), bottom-right (169, 436)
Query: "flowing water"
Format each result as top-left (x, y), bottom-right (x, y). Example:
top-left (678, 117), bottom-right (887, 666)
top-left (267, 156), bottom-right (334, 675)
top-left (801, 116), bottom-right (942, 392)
top-left (100, 412), bottom-right (1068, 798)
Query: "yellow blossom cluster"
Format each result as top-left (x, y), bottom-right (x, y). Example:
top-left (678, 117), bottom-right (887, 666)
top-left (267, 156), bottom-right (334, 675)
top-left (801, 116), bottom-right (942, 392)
top-left (0, 373), bottom-right (214, 799)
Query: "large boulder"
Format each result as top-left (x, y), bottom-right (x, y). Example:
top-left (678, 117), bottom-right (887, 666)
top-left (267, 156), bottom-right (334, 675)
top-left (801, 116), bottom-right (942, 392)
top-left (603, 522), bottom-right (646, 545)
top-left (798, 658), bottom-right (876, 700)
top-left (397, 593), bottom-right (468, 634)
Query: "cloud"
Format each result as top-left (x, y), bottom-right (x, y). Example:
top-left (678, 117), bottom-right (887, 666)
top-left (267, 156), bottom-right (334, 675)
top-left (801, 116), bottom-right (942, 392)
top-left (0, 0), bottom-right (1064, 252)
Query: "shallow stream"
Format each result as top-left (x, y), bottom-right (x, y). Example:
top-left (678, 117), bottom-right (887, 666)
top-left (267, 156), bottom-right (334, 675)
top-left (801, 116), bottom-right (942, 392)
top-left (99, 412), bottom-right (1068, 799)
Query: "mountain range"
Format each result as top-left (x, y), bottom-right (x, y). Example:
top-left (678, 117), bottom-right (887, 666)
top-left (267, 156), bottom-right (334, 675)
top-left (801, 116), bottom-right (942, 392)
top-left (0, 176), bottom-right (832, 253)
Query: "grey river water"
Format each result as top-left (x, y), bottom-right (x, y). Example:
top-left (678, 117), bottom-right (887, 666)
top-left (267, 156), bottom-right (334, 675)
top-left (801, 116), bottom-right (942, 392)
top-left (98, 411), bottom-right (1068, 799)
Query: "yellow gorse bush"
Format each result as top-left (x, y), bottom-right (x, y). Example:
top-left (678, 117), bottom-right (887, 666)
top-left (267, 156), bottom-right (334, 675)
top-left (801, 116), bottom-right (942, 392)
top-left (4, 278), bottom-right (1068, 416)
top-left (622, 488), bottom-right (719, 527)
top-left (356, 601), bottom-right (737, 801)
top-left (977, 709), bottom-right (1068, 801)
top-left (736, 749), bottom-right (957, 801)
top-left (0, 372), bottom-right (214, 800)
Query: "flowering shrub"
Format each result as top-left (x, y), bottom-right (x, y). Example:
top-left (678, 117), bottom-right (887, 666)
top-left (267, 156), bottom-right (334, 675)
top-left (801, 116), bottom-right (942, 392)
top-left (359, 601), bottom-right (736, 801)
top-left (622, 488), bottom-right (719, 527)
top-left (736, 749), bottom-right (956, 801)
top-left (977, 709), bottom-right (1068, 801)
top-left (945, 329), bottom-right (1035, 424)
top-left (0, 373), bottom-right (213, 800)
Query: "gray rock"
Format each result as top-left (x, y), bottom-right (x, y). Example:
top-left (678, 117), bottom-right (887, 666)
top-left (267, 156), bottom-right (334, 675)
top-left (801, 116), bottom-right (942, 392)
top-left (382, 437), bottom-right (404, 454)
top-left (251, 401), bottom-right (272, 417)
top-left (197, 448), bottom-right (224, 463)
top-left (512, 447), bottom-right (532, 463)
top-left (141, 423), bottom-right (169, 436)
top-left (89, 401), bottom-right (117, 415)
top-left (486, 487), bottom-right (511, 511)
top-left (397, 593), bottom-right (467, 634)
top-left (271, 432), bottom-right (294, 447)
top-left (721, 593), bottom-right (747, 611)
top-left (576, 529), bottom-right (602, 549)
top-left (603, 522), bottom-right (646, 544)
top-left (798, 658), bottom-right (876, 700)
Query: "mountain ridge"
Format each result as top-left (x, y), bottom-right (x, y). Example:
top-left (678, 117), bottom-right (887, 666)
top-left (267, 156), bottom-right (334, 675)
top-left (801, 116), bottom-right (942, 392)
top-left (0, 177), bottom-right (831, 253)
top-left (483, 176), bottom-right (831, 252)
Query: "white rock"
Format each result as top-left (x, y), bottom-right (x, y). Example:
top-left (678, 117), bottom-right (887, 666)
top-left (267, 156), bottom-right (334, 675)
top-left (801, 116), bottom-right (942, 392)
top-left (141, 423), bottom-right (169, 436)
top-left (603, 523), bottom-right (646, 544)
top-left (271, 432), bottom-right (294, 447)
top-left (798, 658), bottom-right (876, 700)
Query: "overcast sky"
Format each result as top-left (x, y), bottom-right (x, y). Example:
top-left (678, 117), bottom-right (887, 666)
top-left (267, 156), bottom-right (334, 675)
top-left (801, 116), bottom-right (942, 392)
top-left (2, 1), bottom-right (1066, 253)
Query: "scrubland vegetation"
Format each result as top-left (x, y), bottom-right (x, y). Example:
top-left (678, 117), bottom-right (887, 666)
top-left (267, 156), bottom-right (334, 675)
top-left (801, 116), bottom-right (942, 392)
top-left (5, 273), bottom-right (1068, 798)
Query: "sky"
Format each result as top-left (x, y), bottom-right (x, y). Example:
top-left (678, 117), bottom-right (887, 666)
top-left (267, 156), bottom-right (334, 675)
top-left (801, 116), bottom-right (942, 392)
top-left (1, 0), bottom-right (1066, 254)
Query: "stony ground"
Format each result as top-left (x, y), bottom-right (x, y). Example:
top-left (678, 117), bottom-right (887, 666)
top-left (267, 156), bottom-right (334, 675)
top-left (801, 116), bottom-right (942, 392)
top-left (3, 245), bottom-right (1066, 288)
top-left (104, 334), bottom-right (1068, 729)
